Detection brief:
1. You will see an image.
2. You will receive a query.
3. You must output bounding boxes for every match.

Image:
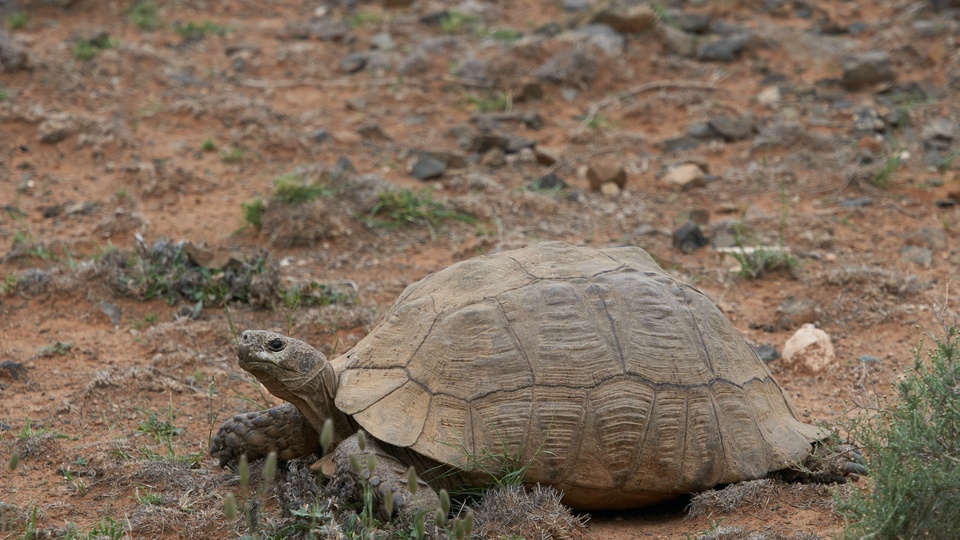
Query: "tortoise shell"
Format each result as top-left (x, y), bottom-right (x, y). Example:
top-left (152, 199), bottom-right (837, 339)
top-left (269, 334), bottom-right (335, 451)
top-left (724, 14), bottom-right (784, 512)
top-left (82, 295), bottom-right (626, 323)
top-left (333, 242), bottom-right (822, 508)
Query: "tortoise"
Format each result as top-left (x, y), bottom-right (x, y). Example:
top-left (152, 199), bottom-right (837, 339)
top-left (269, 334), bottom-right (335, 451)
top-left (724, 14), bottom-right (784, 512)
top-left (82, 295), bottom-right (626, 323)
top-left (211, 241), bottom-right (854, 512)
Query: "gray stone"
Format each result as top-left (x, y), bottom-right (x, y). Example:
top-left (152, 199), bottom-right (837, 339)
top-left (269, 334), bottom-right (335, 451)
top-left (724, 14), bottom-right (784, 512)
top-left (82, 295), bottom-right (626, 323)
top-left (671, 12), bottom-right (711, 34)
top-left (753, 344), bottom-right (781, 363)
top-left (505, 135), bottom-right (536, 154)
top-left (857, 354), bottom-right (882, 364)
top-left (533, 146), bottom-right (562, 166)
top-left (370, 32), bottom-right (395, 50)
top-left (697, 35), bottom-right (750, 61)
top-left (535, 47), bottom-right (598, 87)
top-left (410, 155), bottom-right (446, 181)
top-left (657, 23), bottom-right (697, 57)
top-left (422, 150), bottom-right (467, 169)
top-left (530, 172), bottom-right (568, 190)
top-left (708, 112), bottom-right (755, 141)
top-left (905, 227), bottom-right (947, 251)
top-left (1, 31), bottom-right (30, 71)
top-left (837, 196), bottom-right (873, 207)
top-left (570, 25), bottom-right (625, 56)
top-left (561, 0), bottom-right (590, 11)
top-left (687, 122), bottom-right (718, 139)
top-left (673, 222), bottom-right (709, 253)
top-left (854, 107), bottom-right (885, 132)
top-left (339, 52), bottom-right (368, 73)
top-left (311, 129), bottom-right (328, 143)
top-left (900, 245), bottom-right (933, 267)
top-left (841, 52), bottom-right (895, 90)
top-left (658, 135), bottom-right (702, 152)
top-left (922, 118), bottom-right (958, 142)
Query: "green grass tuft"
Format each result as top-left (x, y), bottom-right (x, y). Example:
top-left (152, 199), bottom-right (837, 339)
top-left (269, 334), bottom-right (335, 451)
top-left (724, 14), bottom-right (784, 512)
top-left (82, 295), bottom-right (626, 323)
top-left (272, 173), bottom-right (335, 205)
top-left (129, 0), bottom-right (161, 31)
top-left (837, 327), bottom-right (960, 539)
top-left (6, 12), bottom-right (27, 30)
top-left (367, 189), bottom-right (476, 229)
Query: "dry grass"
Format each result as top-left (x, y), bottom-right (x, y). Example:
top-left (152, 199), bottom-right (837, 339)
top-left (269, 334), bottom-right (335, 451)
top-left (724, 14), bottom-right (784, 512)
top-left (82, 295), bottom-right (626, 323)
top-left (473, 484), bottom-right (588, 540)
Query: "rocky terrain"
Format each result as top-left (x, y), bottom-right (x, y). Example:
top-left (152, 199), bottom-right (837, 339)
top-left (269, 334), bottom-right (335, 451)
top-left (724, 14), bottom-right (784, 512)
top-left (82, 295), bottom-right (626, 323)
top-left (1, 0), bottom-right (959, 538)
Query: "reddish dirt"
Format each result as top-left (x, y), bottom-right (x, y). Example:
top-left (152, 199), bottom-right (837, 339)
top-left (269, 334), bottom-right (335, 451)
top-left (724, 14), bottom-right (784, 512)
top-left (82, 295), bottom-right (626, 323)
top-left (1, 0), bottom-right (958, 538)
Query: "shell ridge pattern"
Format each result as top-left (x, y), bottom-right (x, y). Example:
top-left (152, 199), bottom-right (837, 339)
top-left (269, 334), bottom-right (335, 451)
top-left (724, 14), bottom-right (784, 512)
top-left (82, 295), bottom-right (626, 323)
top-left (705, 386), bottom-right (731, 482)
top-left (674, 283), bottom-right (718, 378)
top-left (626, 385), bottom-right (659, 488)
top-left (492, 296), bottom-right (537, 383)
top-left (401, 294), bottom-right (440, 369)
top-left (584, 273), bottom-right (628, 373)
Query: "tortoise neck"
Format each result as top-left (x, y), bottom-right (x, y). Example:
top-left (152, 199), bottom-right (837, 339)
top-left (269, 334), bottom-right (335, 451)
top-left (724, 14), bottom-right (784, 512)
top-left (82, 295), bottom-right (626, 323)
top-left (286, 361), bottom-right (354, 444)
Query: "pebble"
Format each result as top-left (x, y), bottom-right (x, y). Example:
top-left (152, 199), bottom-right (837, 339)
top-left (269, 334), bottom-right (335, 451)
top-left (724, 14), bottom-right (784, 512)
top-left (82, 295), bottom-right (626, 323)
top-left (672, 222), bottom-right (709, 253)
top-left (586, 162), bottom-right (627, 191)
top-left (756, 86), bottom-right (781, 107)
top-left (697, 34), bottom-right (749, 61)
top-left (357, 123), bottom-right (392, 142)
top-left (657, 23), bottom-right (697, 57)
top-left (590, 5), bottom-right (658, 34)
top-left (370, 32), bottom-right (395, 51)
top-left (782, 324), bottom-right (837, 375)
top-left (480, 147), bottom-right (506, 168)
top-left (777, 296), bottom-right (818, 329)
top-left (530, 172), bottom-right (568, 191)
top-left (841, 52), bottom-right (895, 90)
top-left (708, 112), bottom-right (755, 141)
top-left (662, 163), bottom-right (706, 190)
top-left (922, 118), bottom-right (957, 142)
top-left (339, 52), bottom-right (368, 73)
top-left (410, 155), bottom-right (446, 181)
top-left (753, 344), bottom-right (781, 363)
top-left (600, 181), bottom-right (621, 198)
top-left (533, 146), bottom-right (562, 166)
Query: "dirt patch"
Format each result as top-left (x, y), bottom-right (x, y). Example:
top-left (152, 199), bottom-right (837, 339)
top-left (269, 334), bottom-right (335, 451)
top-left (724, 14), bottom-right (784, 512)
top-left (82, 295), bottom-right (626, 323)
top-left (2, 0), bottom-right (959, 538)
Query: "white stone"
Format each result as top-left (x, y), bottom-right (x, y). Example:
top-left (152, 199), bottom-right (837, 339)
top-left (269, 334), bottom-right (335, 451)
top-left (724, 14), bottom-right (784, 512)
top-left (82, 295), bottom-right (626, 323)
top-left (662, 163), bottom-right (706, 190)
top-left (782, 323), bottom-right (836, 375)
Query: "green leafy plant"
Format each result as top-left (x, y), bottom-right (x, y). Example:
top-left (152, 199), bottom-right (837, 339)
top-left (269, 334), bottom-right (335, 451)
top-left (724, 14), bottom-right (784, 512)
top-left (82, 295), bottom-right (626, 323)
top-left (72, 34), bottom-right (113, 61)
top-left (871, 153), bottom-right (901, 187)
top-left (5, 12), bottom-right (27, 30)
top-left (440, 11), bottom-right (477, 34)
top-left (173, 20), bottom-right (226, 40)
top-left (136, 404), bottom-right (203, 467)
top-left (272, 173), bottom-right (335, 204)
top-left (199, 138), bottom-right (217, 152)
top-left (729, 182), bottom-right (798, 279)
top-left (348, 10), bottom-right (384, 28)
top-left (129, 0), bottom-right (161, 30)
top-left (220, 145), bottom-right (244, 163)
top-left (241, 197), bottom-right (264, 230)
top-left (836, 327), bottom-right (960, 539)
top-left (488, 28), bottom-right (523, 42)
top-left (38, 341), bottom-right (73, 357)
top-left (0, 88), bottom-right (8, 102)
top-left (467, 92), bottom-right (512, 113)
top-left (367, 189), bottom-right (476, 229)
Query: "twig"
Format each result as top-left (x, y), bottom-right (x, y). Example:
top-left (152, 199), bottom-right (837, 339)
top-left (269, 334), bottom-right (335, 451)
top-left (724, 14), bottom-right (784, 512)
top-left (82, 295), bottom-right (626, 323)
top-left (577, 80), bottom-right (723, 130)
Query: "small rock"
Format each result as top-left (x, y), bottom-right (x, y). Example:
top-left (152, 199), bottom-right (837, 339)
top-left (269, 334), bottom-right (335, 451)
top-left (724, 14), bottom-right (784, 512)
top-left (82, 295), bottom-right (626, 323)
top-left (905, 227), bottom-right (947, 251)
top-left (662, 163), bottom-right (706, 190)
top-left (756, 86), bottom-right (781, 107)
top-left (339, 52), bottom-right (368, 73)
top-left (658, 135), bottom-right (702, 152)
top-left (854, 107), bottom-right (884, 132)
top-left (330, 130), bottom-right (362, 145)
top-left (505, 136), bottom-right (536, 154)
top-left (857, 354), bottom-right (881, 364)
top-left (753, 344), bottom-right (780, 363)
top-left (369, 32), bottom-right (395, 50)
top-left (0, 360), bottom-right (27, 381)
top-left (657, 23), bottom-right (697, 57)
top-left (586, 162), bottom-right (627, 191)
top-left (672, 222), bottom-right (709, 253)
top-left (533, 146), bottom-right (562, 166)
top-left (708, 112), bottom-right (755, 141)
top-left (516, 82), bottom-right (544, 102)
top-left (900, 245), bottom-right (933, 267)
top-left (467, 132), bottom-right (511, 153)
top-left (697, 34), bottom-right (750, 62)
top-left (841, 52), bottom-right (895, 91)
top-left (561, 0), bottom-right (590, 10)
top-left (687, 122), bottom-right (719, 139)
top-left (782, 324), bottom-right (836, 375)
top-left (530, 172), bottom-right (568, 191)
top-left (672, 12), bottom-right (712, 33)
top-left (481, 147), bottom-right (506, 168)
top-left (837, 196), bottom-right (873, 208)
top-left (311, 128), bottom-right (328, 143)
top-left (410, 155), bottom-right (446, 181)
top-left (422, 150), bottom-right (467, 169)
top-left (599, 181), bottom-right (621, 198)
top-left (0, 29), bottom-right (29, 72)
top-left (777, 296), bottom-right (818, 329)
top-left (344, 97), bottom-right (367, 111)
top-left (569, 25), bottom-right (625, 57)
top-left (590, 5), bottom-right (658, 34)
top-left (183, 241), bottom-right (215, 267)
top-left (98, 300), bottom-right (122, 327)
top-left (357, 123), bottom-right (392, 142)
top-left (922, 118), bottom-right (957, 142)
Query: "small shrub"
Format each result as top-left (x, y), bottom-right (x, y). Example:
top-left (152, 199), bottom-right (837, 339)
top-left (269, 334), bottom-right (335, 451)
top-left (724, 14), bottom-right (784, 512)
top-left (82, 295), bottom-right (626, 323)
top-left (129, 0), bottom-right (161, 31)
top-left (241, 197), bottom-right (265, 230)
top-left (219, 146), bottom-right (244, 163)
top-left (199, 138), bottom-right (217, 152)
top-left (440, 11), bottom-right (476, 34)
top-left (871, 153), bottom-right (901, 187)
top-left (349, 10), bottom-right (384, 29)
top-left (837, 327), bottom-right (960, 539)
top-left (728, 245), bottom-right (798, 280)
top-left (273, 173), bottom-right (334, 204)
top-left (488, 28), bottom-right (522, 42)
top-left (468, 92), bottom-right (512, 113)
top-left (6, 12), bottom-right (27, 30)
top-left (173, 20), bottom-right (226, 40)
top-left (368, 189), bottom-right (476, 228)
top-left (0, 88), bottom-right (7, 102)
top-left (72, 34), bottom-right (113, 61)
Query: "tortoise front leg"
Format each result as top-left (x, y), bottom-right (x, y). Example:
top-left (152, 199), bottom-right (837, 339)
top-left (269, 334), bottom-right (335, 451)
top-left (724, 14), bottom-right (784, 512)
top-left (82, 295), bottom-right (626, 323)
top-left (331, 432), bottom-right (440, 520)
top-left (211, 402), bottom-right (320, 468)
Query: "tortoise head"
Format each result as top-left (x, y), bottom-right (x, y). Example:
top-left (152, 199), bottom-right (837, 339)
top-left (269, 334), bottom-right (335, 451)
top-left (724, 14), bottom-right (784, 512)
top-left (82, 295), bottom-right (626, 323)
top-left (237, 330), bottom-right (342, 430)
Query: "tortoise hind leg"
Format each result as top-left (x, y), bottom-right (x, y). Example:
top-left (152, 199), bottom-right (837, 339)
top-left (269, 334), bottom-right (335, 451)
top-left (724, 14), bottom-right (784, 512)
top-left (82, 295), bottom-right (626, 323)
top-left (211, 402), bottom-right (320, 468)
top-left (331, 432), bottom-right (440, 520)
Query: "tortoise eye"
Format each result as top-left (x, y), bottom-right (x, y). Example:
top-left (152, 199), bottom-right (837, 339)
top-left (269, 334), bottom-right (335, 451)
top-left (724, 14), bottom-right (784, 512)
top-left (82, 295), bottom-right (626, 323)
top-left (266, 339), bottom-right (286, 352)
